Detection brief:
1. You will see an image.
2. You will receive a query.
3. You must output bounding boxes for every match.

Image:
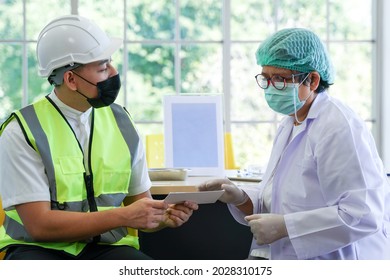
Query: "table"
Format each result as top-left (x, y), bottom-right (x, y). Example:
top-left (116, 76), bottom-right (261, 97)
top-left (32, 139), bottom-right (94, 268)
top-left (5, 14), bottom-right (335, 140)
top-left (150, 172), bottom-right (262, 194)
top-left (139, 175), bottom-right (259, 260)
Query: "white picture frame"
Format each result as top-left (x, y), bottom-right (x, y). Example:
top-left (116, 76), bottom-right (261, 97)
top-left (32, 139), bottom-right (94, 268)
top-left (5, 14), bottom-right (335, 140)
top-left (163, 95), bottom-right (224, 176)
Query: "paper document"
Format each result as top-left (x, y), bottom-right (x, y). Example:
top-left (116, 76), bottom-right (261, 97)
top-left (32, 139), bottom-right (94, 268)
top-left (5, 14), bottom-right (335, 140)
top-left (164, 190), bottom-right (225, 204)
top-left (227, 176), bottom-right (262, 183)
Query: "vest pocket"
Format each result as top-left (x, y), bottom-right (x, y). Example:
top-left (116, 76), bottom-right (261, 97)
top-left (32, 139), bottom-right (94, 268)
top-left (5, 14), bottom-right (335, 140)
top-left (100, 171), bottom-right (130, 194)
top-left (58, 156), bottom-right (85, 174)
top-left (56, 156), bottom-right (86, 202)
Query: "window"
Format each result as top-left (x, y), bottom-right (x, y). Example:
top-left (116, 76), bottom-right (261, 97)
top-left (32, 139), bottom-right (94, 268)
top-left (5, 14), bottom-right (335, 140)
top-left (0, 0), bottom-right (383, 170)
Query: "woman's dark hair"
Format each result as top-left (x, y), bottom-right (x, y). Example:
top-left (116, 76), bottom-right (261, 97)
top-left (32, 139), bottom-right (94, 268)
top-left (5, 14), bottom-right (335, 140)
top-left (316, 79), bottom-right (331, 93)
top-left (298, 72), bottom-right (331, 94)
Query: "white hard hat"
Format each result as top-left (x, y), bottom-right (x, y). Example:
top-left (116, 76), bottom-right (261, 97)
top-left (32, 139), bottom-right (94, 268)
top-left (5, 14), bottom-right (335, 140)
top-left (36, 15), bottom-right (122, 78)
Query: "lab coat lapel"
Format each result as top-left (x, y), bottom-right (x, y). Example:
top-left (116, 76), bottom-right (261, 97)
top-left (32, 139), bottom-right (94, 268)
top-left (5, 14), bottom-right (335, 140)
top-left (261, 118), bottom-right (294, 185)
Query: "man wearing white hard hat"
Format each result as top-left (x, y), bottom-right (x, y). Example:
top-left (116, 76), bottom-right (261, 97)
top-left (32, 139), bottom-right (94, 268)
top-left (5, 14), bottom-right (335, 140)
top-left (0, 15), bottom-right (198, 260)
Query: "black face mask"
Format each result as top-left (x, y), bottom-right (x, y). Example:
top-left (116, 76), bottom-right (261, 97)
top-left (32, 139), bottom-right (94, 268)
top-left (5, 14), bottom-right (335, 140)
top-left (72, 71), bottom-right (121, 108)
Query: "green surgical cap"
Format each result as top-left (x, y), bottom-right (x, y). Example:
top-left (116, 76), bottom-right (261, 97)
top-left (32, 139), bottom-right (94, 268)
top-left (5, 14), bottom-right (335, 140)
top-left (256, 28), bottom-right (334, 84)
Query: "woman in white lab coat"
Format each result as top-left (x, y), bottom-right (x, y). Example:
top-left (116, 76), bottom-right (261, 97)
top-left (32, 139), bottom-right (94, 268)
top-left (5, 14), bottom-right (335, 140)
top-left (198, 28), bottom-right (390, 259)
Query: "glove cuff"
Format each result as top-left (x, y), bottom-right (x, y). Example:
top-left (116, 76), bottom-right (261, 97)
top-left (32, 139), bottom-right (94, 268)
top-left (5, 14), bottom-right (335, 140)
top-left (234, 191), bottom-right (249, 206)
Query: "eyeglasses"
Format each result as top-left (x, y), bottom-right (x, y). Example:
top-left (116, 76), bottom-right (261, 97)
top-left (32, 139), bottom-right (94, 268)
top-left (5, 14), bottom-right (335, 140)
top-left (255, 73), bottom-right (307, 90)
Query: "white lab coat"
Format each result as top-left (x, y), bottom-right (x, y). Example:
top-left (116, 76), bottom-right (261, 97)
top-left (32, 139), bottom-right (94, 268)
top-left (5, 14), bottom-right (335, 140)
top-left (229, 92), bottom-right (390, 259)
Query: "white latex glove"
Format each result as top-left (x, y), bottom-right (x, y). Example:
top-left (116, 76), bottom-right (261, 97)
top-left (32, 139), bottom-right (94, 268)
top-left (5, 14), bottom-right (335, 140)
top-left (197, 178), bottom-right (248, 205)
top-left (245, 214), bottom-right (288, 245)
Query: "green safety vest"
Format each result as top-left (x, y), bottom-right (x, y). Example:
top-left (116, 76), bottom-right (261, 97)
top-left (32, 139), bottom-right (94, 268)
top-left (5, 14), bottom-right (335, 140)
top-left (0, 96), bottom-right (140, 256)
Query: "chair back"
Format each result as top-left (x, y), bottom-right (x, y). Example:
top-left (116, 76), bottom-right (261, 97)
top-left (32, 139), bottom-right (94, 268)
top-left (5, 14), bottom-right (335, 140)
top-left (145, 134), bottom-right (165, 168)
top-left (224, 132), bottom-right (239, 169)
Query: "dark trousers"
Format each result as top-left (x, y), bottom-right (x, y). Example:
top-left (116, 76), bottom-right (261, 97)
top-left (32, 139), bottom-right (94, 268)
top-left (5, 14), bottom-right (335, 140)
top-left (4, 243), bottom-right (152, 260)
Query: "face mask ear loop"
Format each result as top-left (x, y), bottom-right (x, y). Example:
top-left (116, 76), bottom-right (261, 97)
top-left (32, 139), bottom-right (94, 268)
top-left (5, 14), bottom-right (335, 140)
top-left (293, 73), bottom-right (311, 125)
top-left (292, 75), bottom-right (302, 125)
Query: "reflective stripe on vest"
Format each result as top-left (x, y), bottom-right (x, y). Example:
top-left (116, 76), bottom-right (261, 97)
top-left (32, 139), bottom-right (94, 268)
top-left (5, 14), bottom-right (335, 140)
top-left (0, 98), bottom-right (140, 255)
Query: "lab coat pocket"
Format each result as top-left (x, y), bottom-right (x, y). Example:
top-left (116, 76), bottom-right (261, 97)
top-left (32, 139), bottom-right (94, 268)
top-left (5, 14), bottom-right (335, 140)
top-left (296, 157), bottom-right (318, 186)
top-left (286, 157), bottom-right (325, 210)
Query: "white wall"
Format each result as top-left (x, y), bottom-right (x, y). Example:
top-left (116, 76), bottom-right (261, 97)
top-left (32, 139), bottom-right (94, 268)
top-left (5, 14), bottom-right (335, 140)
top-left (379, 0), bottom-right (390, 171)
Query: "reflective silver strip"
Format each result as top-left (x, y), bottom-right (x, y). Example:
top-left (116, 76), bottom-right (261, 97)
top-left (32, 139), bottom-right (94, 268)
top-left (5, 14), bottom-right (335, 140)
top-left (4, 215), bottom-right (128, 244)
top-left (95, 193), bottom-right (127, 207)
top-left (110, 104), bottom-right (139, 166)
top-left (100, 227), bottom-right (129, 243)
top-left (19, 105), bottom-right (57, 201)
top-left (3, 216), bottom-right (33, 242)
top-left (51, 193), bottom-right (127, 211)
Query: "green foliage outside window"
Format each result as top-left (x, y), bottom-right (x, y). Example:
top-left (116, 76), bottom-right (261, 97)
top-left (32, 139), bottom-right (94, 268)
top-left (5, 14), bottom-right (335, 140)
top-left (0, 0), bottom-right (374, 169)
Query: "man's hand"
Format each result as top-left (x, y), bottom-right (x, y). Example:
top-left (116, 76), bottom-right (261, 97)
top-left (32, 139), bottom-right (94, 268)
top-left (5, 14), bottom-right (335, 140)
top-left (163, 201), bottom-right (199, 228)
top-left (124, 197), bottom-right (168, 229)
